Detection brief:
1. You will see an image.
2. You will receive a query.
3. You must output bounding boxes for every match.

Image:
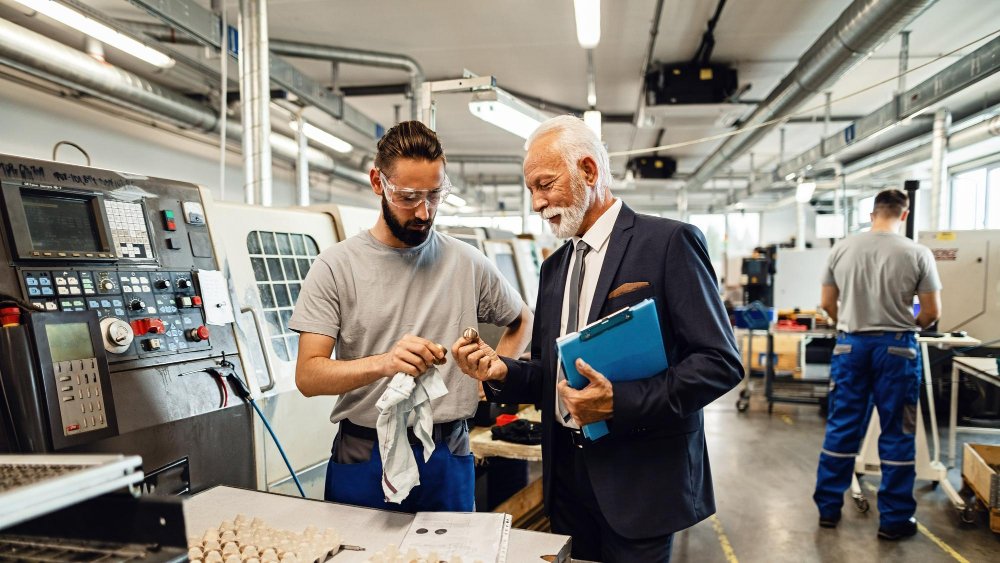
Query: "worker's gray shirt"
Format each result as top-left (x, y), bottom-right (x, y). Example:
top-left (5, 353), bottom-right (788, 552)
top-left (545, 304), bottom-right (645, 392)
top-left (289, 229), bottom-right (524, 428)
top-left (823, 230), bottom-right (941, 333)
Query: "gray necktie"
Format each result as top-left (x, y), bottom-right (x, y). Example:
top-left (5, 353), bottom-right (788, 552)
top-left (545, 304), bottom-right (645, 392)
top-left (558, 240), bottom-right (590, 425)
top-left (566, 240), bottom-right (591, 334)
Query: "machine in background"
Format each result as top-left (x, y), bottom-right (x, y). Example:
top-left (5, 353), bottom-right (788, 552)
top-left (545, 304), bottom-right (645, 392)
top-left (741, 245), bottom-right (776, 307)
top-left (203, 201), bottom-right (344, 498)
top-left (919, 230), bottom-right (1000, 343)
top-left (0, 153), bottom-right (254, 494)
top-left (919, 229), bottom-right (1000, 425)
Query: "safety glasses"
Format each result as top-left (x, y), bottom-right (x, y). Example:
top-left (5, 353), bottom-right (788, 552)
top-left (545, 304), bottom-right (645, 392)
top-left (378, 170), bottom-right (452, 209)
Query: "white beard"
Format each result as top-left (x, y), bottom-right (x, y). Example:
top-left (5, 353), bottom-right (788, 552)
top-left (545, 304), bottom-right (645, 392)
top-left (542, 173), bottom-right (591, 239)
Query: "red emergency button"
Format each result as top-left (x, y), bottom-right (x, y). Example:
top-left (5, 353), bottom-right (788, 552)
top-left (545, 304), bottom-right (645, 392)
top-left (186, 325), bottom-right (210, 342)
top-left (191, 296), bottom-right (203, 307)
top-left (66, 424), bottom-right (80, 432)
top-left (130, 318), bottom-right (165, 335)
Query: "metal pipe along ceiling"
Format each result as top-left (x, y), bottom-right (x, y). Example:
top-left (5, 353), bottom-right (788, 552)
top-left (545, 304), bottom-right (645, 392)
top-left (0, 18), bottom-right (369, 189)
top-left (684, 0), bottom-right (937, 191)
top-left (269, 40), bottom-right (424, 121)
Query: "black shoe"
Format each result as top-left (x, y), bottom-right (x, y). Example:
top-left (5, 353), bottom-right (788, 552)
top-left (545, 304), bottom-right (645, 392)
top-left (819, 514), bottom-right (840, 528)
top-left (878, 518), bottom-right (918, 540)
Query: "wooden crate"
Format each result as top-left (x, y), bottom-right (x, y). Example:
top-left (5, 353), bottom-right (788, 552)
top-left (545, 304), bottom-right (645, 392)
top-left (962, 442), bottom-right (1000, 533)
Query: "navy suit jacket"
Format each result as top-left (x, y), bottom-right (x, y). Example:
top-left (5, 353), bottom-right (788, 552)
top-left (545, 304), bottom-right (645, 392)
top-left (486, 203), bottom-right (743, 539)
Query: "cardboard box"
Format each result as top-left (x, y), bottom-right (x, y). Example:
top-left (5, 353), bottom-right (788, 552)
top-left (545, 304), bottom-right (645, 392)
top-left (962, 442), bottom-right (1000, 533)
top-left (738, 332), bottom-right (801, 373)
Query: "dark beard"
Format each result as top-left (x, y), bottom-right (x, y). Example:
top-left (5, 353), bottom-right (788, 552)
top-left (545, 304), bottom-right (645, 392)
top-left (381, 195), bottom-right (434, 246)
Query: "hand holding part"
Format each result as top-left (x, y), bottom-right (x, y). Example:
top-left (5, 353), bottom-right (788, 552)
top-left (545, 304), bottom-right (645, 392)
top-left (382, 334), bottom-right (447, 377)
top-left (557, 358), bottom-right (614, 425)
top-left (452, 327), bottom-right (507, 382)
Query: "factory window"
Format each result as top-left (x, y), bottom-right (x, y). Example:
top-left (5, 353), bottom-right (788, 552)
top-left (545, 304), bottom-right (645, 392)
top-left (948, 163), bottom-right (1000, 230)
top-left (950, 169), bottom-right (987, 230)
top-left (247, 231), bottom-right (320, 362)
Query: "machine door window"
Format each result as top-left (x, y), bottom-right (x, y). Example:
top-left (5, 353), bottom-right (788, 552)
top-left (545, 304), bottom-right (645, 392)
top-left (247, 231), bottom-right (320, 361)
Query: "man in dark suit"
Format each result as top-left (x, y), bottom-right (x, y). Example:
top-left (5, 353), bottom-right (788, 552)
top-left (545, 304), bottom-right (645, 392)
top-left (453, 115), bottom-right (743, 562)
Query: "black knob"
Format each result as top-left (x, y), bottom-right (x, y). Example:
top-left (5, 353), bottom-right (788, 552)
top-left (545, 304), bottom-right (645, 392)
top-left (177, 279), bottom-right (191, 289)
top-left (130, 300), bottom-right (146, 311)
top-left (155, 279), bottom-right (172, 289)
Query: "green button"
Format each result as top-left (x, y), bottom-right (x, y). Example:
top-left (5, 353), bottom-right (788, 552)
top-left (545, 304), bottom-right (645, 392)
top-left (164, 210), bottom-right (175, 218)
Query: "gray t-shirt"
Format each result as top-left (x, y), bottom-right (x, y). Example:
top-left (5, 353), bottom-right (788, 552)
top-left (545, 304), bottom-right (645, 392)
top-left (288, 229), bottom-right (524, 428)
top-left (823, 231), bottom-right (942, 333)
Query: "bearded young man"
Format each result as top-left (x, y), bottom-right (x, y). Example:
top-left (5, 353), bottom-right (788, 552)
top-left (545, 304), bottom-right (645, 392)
top-left (289, 121), bottom-right (532, 512)
top-left (453, 115), bottom-right (743, 563)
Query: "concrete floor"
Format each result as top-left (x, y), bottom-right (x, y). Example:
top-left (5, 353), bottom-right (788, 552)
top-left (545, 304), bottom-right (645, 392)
top-left (670, 389), bottom-right (1000, 563)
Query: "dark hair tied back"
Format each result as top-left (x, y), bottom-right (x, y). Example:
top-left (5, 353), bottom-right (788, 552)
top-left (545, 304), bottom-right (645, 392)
top-left (374, 121), bottom-right (446, 176)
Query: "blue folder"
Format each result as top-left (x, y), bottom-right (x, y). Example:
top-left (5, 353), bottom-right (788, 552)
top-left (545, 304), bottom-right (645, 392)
top-left (556, 298), bottom-right (669, 440)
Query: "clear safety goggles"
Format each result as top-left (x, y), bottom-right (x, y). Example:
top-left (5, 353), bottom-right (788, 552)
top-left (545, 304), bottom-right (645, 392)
top-left (378, 170), bottom-right (452, 209)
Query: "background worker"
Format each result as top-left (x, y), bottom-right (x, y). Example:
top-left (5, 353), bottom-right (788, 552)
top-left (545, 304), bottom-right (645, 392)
top-left (290, 121), bottom-right (531, 512)
top-left (814, 188), bottom-right (942, 540)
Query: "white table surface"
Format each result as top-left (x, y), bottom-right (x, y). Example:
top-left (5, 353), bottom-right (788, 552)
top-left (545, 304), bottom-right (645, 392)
top-left (184, 486), bottom-right (570, 562)
top-left (953, 356), bottom-right (999, 376)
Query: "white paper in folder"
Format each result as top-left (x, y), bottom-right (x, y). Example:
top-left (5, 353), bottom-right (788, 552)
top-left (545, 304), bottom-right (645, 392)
top-left (197, 269), bottom-right (235, 325)
top-left (397, 511), bottom-right (511, 563)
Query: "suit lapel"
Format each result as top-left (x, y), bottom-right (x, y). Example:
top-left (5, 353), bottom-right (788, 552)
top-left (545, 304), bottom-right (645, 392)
top-left (547, 243), bottom-right (573, 375)
top-left (587, 204), bottom-right (636, 325)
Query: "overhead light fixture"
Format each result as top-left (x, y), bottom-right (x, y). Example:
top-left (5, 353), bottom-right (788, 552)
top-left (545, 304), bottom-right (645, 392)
top-left (796, 181), bottom-right (816, 203)
top-left (469, 88), bottom-right (545, 140)
top-left (289, 121), bottom-right (353, 153)
top-left (446, 193), bottom-right (467, 208)
top-left (584, 110), bottom-right (602, 140)
top-left (11, 0), bottom-right (175, 68)
top-left (573, 0), bottom-right (601, 49)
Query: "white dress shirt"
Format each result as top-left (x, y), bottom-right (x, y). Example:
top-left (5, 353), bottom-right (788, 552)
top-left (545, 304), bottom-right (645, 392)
top-left (556, 198), bottom-right (622, 428)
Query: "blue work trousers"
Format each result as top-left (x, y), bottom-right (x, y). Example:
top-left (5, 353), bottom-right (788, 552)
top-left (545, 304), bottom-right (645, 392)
top-left (324, 439), bottom-right (474, 513)
top-left (813, 331), bottom-right (921, 526)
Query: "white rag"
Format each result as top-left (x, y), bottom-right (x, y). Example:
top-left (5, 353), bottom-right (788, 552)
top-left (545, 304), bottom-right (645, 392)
top-left (374, 368), bottom-right (448, 503)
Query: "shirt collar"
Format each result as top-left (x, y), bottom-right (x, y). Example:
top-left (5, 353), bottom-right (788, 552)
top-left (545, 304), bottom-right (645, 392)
top-left (573, 198), bottom-right (622, 254)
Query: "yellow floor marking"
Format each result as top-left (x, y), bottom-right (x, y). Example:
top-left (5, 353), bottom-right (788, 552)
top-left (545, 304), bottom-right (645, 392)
top-left (781, 414), bottom-right (794, 425)
top-left (916, 523), bottom-right (970, 563)
top-left (860, 482), bottom-right (969, 562)
top-left (709, 515), bottom-right (739, 563)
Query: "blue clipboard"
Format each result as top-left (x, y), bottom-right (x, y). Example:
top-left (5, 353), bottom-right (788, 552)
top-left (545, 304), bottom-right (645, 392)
top-left (556, 298), bottom-right (668, 440)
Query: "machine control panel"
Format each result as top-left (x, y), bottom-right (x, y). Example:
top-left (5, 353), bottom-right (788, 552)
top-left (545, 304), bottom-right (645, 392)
top-left (17, 268), bottom-right (211, 358)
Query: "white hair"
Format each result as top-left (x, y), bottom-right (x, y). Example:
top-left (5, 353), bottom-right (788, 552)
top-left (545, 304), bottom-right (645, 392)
top-left (527, 115), bottom-right (612, 203)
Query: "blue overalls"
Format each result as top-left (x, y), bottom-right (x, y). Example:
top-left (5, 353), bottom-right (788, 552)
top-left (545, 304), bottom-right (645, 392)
top-left (324, 437), bottom-right (475, 513)
top-left (814, 331), bottom-right (921, 526)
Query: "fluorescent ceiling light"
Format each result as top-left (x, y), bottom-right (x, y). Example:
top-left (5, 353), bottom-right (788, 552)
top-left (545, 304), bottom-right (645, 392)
top-left (584, 110), bottom-right (602, 140)
top-left (289, 121), bottom-right (353, 153)
top-left (446, 193), bottom-right (467, 208)
top-left (796, 181), bottom-right (816, 203)
top-left (12, 0), bottom-right (175, 68)
top-left (573, 0), bottom-right (601, 48)
top-left (469, 89), bottom-right (545, 140)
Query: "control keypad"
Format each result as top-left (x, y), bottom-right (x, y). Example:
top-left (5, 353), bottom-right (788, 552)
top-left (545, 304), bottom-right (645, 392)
top-left (54, 357), bottom-right (108, 436)
top-left (106, 201), bottom-right (153, 260)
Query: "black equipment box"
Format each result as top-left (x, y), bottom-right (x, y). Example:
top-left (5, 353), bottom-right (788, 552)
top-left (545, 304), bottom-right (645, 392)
top-left (645, 63), bottom-right (739, 105)
top-left (626, 156), bottom-right (677, 180)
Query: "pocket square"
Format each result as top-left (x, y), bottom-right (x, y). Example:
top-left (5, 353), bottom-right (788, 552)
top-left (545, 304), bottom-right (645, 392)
top-left (608, 281), bottom-right (650, 299)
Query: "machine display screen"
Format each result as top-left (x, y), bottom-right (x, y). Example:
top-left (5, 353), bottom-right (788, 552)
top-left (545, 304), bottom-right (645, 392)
top-left (494, 252), bottom-right (523, 296)
top-left (45, 323), bottom-right (95, 363)
top-left (22, 193), bottom-right (102, 251)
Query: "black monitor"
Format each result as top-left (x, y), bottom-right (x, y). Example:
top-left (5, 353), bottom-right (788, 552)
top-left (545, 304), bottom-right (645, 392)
top-left (0, 183), bottom-right (116, 260)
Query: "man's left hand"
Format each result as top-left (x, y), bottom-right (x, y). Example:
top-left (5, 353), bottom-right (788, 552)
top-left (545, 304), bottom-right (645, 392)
top-left (558, 359), bottom-right (614, 425)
